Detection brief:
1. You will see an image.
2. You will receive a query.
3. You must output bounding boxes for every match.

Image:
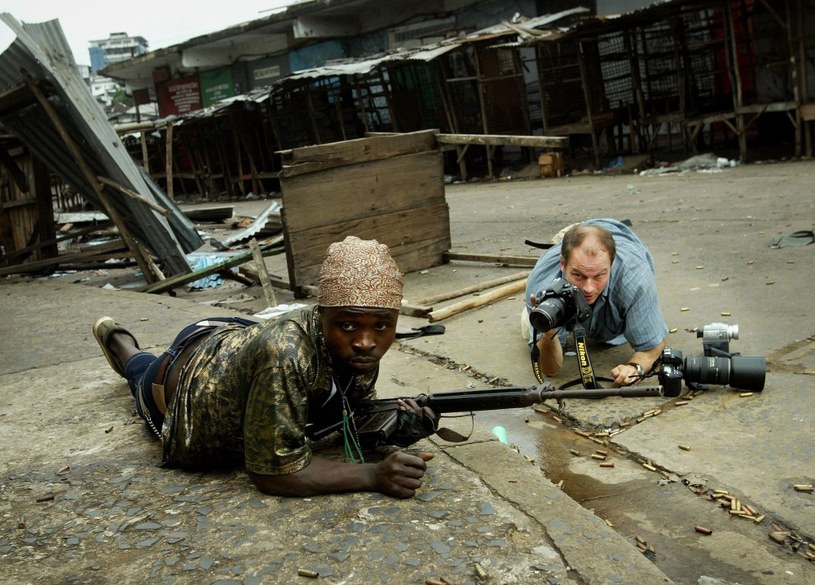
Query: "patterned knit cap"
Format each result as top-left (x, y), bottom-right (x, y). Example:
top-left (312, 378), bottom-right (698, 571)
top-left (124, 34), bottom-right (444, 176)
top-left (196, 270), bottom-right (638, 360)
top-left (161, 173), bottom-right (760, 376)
top-left (318, 236), bottom-right (403, 310)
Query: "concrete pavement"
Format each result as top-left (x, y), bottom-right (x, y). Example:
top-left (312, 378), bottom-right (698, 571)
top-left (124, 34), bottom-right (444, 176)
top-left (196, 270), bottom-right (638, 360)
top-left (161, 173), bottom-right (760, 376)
top-left (0, 279), bottom-right (672, 584)
top-left (2, 159), bottom-right (815, 584)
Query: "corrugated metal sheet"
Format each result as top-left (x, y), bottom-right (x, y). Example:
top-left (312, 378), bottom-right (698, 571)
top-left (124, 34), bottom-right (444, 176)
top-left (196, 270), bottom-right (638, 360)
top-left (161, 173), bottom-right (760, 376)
top-left (0, 14), bottom-right (201, 275)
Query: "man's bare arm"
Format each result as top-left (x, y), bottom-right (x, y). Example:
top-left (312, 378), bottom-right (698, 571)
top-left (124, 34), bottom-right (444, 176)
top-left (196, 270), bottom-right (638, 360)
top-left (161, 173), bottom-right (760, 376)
top-left (248, 452), bottom-right (433, 499)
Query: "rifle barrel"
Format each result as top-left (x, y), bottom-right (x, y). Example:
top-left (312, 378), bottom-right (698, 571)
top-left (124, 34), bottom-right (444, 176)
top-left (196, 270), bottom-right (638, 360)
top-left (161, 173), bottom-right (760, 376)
top-left (417, 384), bottom-right (664, 414)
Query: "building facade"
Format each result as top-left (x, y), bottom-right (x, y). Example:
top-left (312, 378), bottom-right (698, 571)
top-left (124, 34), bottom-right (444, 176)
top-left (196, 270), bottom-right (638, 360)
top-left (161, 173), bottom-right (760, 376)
top-left (89, 32), bottom-right (149, 74)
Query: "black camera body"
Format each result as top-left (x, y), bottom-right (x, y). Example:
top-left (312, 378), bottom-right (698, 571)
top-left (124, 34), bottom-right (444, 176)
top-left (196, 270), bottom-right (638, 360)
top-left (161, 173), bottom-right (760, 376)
top-left (529, 278), bottom-right (592, 333)
top-left (656, 323), bottom-right (766, 397)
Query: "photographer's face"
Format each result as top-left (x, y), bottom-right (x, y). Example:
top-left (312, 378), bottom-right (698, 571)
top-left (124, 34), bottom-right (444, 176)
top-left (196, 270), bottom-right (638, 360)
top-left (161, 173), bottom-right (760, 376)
top-left (560, 243), bottom-right (611, 305)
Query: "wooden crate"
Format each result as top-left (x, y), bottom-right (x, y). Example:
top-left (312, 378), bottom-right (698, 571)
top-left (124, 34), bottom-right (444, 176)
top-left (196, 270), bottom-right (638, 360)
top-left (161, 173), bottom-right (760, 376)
top-left (278, 130), bottom-right (450, 294)
top-left (0, 145), bottom-right (57, 267)
top-left (538, 152), bottom-right (564, 178)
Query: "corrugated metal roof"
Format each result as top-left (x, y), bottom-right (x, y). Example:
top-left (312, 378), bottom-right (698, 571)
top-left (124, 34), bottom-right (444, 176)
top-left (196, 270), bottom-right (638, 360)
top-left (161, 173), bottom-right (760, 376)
top-left (0, 14), bottom-right (201, 275)
top-left (274, 7), bottom-right (591, 86)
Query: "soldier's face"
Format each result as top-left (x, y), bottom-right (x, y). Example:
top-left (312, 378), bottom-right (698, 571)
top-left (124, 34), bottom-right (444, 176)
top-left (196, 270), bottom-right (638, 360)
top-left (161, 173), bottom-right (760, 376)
top-left (320, 306), bottom-right (399, 373)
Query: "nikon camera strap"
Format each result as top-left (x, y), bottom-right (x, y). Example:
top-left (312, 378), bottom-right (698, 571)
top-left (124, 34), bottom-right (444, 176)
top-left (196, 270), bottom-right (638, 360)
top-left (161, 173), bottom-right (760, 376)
top-left (530, 323), bottom-right (613, 389)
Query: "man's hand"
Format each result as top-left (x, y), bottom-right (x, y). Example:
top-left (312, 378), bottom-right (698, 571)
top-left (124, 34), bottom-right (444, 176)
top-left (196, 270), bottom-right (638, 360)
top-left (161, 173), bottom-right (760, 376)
top-left (396, 397), bottom-right (436, 422)
top-left (610, 363), bottom-right (641, 386)
top-left (530, 294), bottom-right (563, 377)
top-left (372, 451), bottom-right (434, 498)
top-left (610, 343), bottom-right (666, 386)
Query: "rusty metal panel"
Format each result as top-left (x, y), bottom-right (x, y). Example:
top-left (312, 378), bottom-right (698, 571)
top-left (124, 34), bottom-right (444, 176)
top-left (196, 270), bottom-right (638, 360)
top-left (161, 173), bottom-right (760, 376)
top-left (0, 15), bottom-right (201, 275)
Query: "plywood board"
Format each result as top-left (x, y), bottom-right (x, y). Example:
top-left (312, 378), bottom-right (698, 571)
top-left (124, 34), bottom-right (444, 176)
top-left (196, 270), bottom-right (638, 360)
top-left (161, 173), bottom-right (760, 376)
top-left (285, 203), bottom-right (450, 286)
top-left (278, 129), bottom-right (438, 175)
top-left (280, 150), bottom-right (444, 232)
top-left (280, 132), bottom-right (450, 294)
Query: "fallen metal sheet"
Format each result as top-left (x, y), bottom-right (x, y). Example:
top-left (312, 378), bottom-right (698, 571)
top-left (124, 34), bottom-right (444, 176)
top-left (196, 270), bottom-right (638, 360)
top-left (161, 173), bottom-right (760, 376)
top-left (217, 200), bottom-right (282, 248)
top-left (0, 14), bottom-right (202, 276)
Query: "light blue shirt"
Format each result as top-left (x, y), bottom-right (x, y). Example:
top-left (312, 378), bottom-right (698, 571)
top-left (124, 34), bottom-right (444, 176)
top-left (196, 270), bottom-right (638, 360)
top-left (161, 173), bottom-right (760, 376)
top-left (525, 218), bottom-right (668, 351)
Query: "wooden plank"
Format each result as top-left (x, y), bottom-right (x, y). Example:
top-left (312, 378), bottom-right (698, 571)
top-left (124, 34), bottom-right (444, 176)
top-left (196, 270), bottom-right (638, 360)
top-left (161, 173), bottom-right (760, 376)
top-left (278, 129), bottom-right (438, 171)
top-left (428, 278), bottom-right (528, 322)
top-left (279, 131), bottom-right (449, 293)
top-left (280, 151), bottom-right (444, 232)
top-left (0, 239), bottom-right (126, 275)
top-left (436, 133), bottom-right (569, 148)
top-left (801, 103), bottom-right (815, 122)
top-left (415, 270), bottom-right (530, 306)
top-left (399, 303), bottom-right (433, 317)
top-left (280, 144), bottom-right (443, 182)
top-left (444, 252), bottom-right (538, 267)
top-left (142, 238), bottom-right (285, 294)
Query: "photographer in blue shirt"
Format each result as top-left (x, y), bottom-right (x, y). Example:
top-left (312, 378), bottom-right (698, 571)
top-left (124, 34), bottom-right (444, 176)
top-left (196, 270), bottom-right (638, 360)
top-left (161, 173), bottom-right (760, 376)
top-left (525, 219), bottom-right (669, 386)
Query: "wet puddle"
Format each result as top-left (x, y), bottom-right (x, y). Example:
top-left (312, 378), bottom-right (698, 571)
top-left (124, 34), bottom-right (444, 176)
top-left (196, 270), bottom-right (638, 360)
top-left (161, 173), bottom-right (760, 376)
top-left (475, 407), bottom-right (630, 503)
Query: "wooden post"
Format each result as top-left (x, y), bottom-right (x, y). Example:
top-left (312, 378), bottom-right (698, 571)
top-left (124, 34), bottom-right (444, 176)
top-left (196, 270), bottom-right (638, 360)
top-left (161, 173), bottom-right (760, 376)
top-left (576, 37), bottom-right (602, 169)
top-left (625, 27), bottom-right (644, 154)
top-left (96, 176), bottom-right (171, 216)
top-left (250, 237), bottom-right (278, 308)
top-left (473, 45), bottom-right (494, 179)
top-left (725, 2), bottom-right (747, 160)
top-left (164, 120), bottom-right (174, 200)
top-left (140, 130), bottom-right (150, 173)
top-left (23, 75), bottom-right (159, 283)
top-left (798, 0), bottom-right (812, 157)
top-left (785, 0), bottom-right (802, 158)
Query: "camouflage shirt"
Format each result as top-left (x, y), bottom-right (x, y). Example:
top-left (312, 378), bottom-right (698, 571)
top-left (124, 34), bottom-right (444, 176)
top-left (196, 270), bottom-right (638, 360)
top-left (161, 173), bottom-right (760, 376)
top-left (161, 306), bottom-right (377, 474)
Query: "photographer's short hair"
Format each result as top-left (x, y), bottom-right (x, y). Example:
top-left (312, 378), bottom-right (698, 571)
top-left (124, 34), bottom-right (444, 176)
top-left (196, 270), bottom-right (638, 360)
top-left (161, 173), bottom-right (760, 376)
top-left (561, 224), bottom-right (616, 265)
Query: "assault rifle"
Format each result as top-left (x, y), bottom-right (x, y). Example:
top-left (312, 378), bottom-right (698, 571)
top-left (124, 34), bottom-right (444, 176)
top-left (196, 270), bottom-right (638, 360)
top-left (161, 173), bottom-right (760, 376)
top-left (308, 383), bottom-right (669, 448)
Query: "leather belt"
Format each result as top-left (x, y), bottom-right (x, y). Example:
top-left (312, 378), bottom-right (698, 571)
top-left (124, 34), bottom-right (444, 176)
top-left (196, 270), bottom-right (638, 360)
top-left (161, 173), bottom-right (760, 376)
top-left (150, 324), bottom-right (216, 415)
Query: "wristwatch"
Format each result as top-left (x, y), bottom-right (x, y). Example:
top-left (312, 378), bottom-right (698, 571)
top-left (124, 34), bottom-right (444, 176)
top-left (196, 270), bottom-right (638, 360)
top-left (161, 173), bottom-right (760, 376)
top-left (628, 362), bottom-right (644, 378)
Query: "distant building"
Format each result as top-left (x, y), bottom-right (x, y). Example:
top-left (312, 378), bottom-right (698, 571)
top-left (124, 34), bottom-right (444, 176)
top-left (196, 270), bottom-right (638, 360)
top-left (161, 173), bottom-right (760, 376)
top-left (89, 32), bottom-right (149, 74)
top-left (89, 74), bottom-right (121, 107)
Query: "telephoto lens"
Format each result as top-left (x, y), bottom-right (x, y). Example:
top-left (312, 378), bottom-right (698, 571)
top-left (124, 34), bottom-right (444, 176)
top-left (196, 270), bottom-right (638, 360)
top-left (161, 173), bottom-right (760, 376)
top-left (728, 355), bottom-right (766, 391)
top-left (682, 355), bottom-right (766, 391)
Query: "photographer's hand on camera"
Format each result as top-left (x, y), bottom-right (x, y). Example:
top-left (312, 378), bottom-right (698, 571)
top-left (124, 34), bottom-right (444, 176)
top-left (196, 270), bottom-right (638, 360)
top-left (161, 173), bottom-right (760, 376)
top-left (609, 345), bottom-right (664, 386)
top-left (529, 293), bottom-right (564, 377)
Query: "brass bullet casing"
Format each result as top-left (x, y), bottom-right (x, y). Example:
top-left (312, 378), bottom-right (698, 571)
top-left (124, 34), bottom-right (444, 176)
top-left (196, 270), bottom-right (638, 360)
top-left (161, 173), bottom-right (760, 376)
top-left (695, 525), bottom-right (712, 535)
top-left (297, 568), bottom-right (319, 578)
top-left (769, 531), bottom-right (789, 544)
top-left (793, 484), bottom-right (814, 492)
top-left (474, 562), bottom-right (489, 579)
